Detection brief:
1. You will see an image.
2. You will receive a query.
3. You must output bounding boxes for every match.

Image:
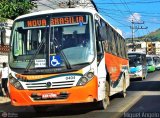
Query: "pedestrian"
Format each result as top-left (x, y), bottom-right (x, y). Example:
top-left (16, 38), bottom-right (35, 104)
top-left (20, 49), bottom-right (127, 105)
top-left (0, 62), bottom-right (9, 97)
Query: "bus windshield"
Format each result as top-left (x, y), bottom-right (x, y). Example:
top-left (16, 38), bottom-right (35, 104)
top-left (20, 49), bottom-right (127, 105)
top-left (146, 57), bottom-right (154, 65)
top-left (9, 13), bottom-right (94, 73)
top-left (128, 54), bottom-right (142, 67)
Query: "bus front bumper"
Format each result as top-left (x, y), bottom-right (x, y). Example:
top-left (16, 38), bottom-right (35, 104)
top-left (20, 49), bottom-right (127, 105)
top-left (129, 72), bottom-right (142, 79)
top-left (9, 77), bottom-right (98, 106)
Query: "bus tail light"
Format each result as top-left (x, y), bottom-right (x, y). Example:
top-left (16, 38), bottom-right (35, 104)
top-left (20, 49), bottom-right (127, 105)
top-left (77, 72), bottom-right (94, 86)
top-left (9, 74), bottom-right (24, 90)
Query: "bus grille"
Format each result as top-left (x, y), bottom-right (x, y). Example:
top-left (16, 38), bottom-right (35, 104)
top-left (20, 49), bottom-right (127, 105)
top-left (25, 80), bottom-right (75, 89)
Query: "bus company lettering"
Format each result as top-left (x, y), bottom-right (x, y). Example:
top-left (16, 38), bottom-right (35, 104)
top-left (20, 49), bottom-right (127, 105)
top-left (27, 19), bottom-right (46, 27)
top-left (51, 16), bottom-right (85, 25)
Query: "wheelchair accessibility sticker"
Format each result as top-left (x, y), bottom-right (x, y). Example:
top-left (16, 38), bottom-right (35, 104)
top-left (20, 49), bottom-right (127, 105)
top-left (50, 55), bottom-right (62, 67)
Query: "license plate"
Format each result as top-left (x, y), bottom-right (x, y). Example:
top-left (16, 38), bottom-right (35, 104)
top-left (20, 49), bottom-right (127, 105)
top-left (42, 93), bottom-right (57, 99)
top-left (129, 74), bottom-right (134, 76)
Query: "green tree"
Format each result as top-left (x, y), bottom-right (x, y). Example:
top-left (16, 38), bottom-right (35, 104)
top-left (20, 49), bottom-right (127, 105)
top-left (0, 0), bottom-right (37, 20)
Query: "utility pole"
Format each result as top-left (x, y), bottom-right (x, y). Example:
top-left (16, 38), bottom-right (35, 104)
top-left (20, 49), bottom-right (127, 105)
top-left (131, 20), bottom-right (134, 45)
top-left (145, 38), bottom-right (148, 54)
top-left (131, 20), bottom-right (134, 49)
top-left (130, 20), bottom-right (148, 52)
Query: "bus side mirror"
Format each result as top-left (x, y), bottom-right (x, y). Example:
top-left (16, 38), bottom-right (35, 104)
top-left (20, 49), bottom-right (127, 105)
top-left (17, 27), bottom-right (25, 33)
top-left (99, 27), bottom-right (106, 41)
top-left (95, 21), bottom-right (105, 41)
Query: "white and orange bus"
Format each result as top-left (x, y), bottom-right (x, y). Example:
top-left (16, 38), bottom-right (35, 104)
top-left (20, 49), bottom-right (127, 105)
top-left (8, 8), bottom-right (130, 112)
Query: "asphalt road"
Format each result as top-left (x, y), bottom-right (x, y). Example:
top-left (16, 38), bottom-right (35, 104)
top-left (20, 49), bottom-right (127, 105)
top-left (0, 71), bottom-right (160, 118)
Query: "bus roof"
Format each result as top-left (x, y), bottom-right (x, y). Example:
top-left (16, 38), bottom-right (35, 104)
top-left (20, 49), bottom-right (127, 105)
top-left (128, 52), bottom-right (146, 55)
top-left (146, 55), bottom-right (159, 57)
top-left (15, 8), bottom-right (97, 20)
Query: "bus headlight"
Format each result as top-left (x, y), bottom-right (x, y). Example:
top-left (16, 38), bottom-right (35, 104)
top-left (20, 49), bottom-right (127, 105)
top-left (9, 74), bottom-right (24, 90)
top-left (77, 72), bottom-right (94, 86)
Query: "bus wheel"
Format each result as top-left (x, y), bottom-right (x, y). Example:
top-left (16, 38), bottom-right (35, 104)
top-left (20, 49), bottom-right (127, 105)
top-left (141, 74), bottom-right (145, 81)
top-left (141, 71), bottom-right (146, 80)
top-left (144, 72), bottom-right (147, 79)
top-left (33, 106), bottom-right (48, 113)
top-left (98, 81), bottom-right (110, 110)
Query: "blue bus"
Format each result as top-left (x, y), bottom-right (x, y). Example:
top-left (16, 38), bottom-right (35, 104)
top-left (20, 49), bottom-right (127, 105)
top-left (128, 52), bottom-right (147, 80)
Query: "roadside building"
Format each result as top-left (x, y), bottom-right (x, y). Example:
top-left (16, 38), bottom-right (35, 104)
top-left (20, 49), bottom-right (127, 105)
top-left (152, 41), bottom-right (160, 55)
top-left (127, 41), bottom-right (146, 53)
top-left (0, 19), bottom-right (13, 68)
top-left (127, 41), bottom-right (160, 55)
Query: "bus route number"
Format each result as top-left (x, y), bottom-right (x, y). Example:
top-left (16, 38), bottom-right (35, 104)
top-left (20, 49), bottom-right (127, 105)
top-left (66, 76), bottom-right (75, 80)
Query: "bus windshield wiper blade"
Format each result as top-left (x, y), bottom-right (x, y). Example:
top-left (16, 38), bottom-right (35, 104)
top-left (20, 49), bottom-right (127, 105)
top-left (25, 37), bottom-right (46, 72)
top-left (53, 38), bottom-right (72, 69)
top-left (73, 62), bottom-right (90, 66)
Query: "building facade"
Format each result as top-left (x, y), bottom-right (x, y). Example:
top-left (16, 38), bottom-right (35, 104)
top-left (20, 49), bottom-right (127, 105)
top-left (152, 41), bottom-right (160, 55)
top-left (127, 41), bottom-right (160, 55)
top-left (0, 19), bottom-right (13, 68)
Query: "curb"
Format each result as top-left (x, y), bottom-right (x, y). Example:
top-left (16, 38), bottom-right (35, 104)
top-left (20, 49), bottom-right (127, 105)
top-left (0, 97), bottom-right (10, 103)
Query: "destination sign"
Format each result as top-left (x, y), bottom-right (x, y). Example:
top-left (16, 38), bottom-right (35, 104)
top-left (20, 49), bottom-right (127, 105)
top-left (25, 16), bottom-right (86, 27)
top-left (50, 16), bottom-right (86, 25)
top-left (25, 19), bottom-right (47, 27)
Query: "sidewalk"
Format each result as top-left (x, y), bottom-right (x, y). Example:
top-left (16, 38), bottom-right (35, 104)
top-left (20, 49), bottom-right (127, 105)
top-left (0, 86), bottom-right (10, 103)
top-left (0, 96), bottom-right (10, 103)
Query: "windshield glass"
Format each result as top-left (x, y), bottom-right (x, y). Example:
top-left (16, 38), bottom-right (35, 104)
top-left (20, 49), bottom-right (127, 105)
top-left (9, 13), bottom-right (94, 73)
top-left (153, 56), bottom-right (160, 65)
top-left (128, 54), bottom-right (142, 67)
top-left (146, 57), bottom-right (154, 65)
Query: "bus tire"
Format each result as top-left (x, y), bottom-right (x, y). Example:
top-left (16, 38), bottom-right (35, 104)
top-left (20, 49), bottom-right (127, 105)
top-left (144, 72), bottom-right (147, 79)
top-left (97, 81), bottom-right (110, 110)
top-left (141, 71), bottom-right (145, 80)
top-left (33, 106), bottom-right (48, 113)
top-left (141, 73), bottom-right (145, 81)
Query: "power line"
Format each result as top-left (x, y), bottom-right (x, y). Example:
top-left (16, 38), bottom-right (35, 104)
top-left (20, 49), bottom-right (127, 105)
top-left (99, 9), bottom-right (160, 19)
top-left (119, 0), bottom-right (144, 41)
top-left (96, 1), bottom-right (160, 4)
top-left (97, 1), bottom-right (142, 38)
top-left (110, 0), bottom-right (127, 17)
top-left (36, 1), bottom-right (55, 9)
top-left (98, 1), bottom-right (131, 27)
top-left (100, 10), bottom-right (130, 27)
top-left (97, 7), bottom-right (160, 15)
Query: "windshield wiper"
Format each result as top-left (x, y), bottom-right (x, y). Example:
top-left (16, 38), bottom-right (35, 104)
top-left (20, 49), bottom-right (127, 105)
top-left (73, 62), bottom-right (90, 66)
top-left (25, 35), bottom-right (46, 72)
top-left (53, 38), bottom-right (72, 69)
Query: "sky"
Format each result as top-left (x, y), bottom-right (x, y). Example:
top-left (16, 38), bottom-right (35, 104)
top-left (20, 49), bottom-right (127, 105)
top-left (93, 0), bottom-right (160, 38)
